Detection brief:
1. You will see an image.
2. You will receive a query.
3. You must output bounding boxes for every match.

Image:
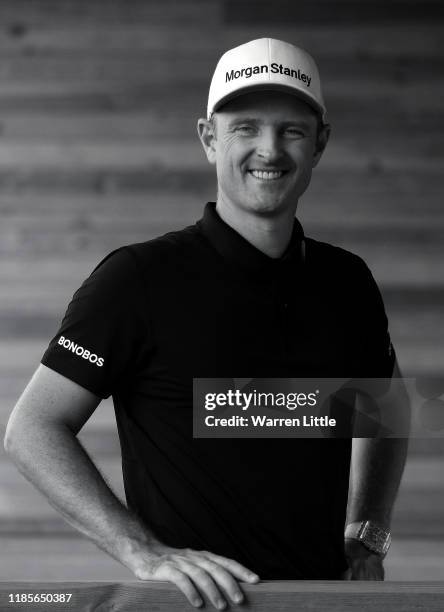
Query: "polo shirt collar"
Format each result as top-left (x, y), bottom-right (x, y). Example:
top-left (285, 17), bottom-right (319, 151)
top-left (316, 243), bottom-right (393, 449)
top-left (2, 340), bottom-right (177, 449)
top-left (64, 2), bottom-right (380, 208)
top-left (197, 201), bottom-right (305, 280)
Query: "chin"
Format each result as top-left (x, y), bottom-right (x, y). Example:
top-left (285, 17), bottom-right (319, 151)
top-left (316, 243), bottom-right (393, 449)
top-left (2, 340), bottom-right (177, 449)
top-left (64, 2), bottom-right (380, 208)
top-left (247, 195), bottom-right (290, 216)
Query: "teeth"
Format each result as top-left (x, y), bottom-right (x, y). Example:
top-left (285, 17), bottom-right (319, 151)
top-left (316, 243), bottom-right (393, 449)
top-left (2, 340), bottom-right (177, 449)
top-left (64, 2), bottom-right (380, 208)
top-left (250, 170), bottom-right (284, 180)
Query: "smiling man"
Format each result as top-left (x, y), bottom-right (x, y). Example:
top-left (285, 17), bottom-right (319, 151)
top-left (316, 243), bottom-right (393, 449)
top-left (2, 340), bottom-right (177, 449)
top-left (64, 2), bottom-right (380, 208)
top-left (5, 39), bottom-right (408, 609)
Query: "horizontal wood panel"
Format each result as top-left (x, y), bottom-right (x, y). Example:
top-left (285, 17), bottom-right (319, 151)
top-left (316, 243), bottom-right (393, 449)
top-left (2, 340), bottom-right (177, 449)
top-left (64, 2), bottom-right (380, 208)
top-left (0, 168), bottom-right (214, 193)
top-left (0, 24), bottom-right (441, 60)
top-left (0, 25), bottom-right (227, 53)
top-left (222, 24), bottom-right (444, 60)
top-left (1, 579), bottom-right (444, 611)
top-left (0, 112), bottom-right (197, 139)
top-left (0, 537), bottom-right (136, 580)
top-left (0, 55), bottom-right (216, 82)
top-left (0, 141), bottom-right (206, 170)
top-left (0, 0), bottom-right (438, 30)
top-left (225, 0), bottom-right (444, 24)
top-left (0, 1), bottom-right (221, 25)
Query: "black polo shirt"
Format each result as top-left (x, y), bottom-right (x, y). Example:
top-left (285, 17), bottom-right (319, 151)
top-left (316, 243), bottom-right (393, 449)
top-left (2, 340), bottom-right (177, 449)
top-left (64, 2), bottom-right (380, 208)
top-left (41, 201), bottom-right (395, 579)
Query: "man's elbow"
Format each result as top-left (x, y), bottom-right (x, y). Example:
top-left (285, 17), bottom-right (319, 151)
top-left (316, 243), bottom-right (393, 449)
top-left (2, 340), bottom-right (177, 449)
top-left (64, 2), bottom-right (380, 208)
top-left (3, 412), bottom-right (41, 460)
top-left (4, 417), bottom-right (47, 474)
top-left (4, 417), bottom-right (23, 457)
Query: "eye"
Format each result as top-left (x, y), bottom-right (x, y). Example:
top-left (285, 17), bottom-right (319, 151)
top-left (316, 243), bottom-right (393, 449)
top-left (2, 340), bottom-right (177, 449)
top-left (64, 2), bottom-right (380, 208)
top-left (234, 124), bottom-right (256, 135)
top-left (283, 127), bottom-right (305, 138)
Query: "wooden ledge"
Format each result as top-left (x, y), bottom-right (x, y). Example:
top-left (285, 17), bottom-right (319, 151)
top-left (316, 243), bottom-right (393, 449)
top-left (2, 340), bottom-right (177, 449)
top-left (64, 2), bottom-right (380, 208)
top-left (1, 581), bottom-right (444, 611)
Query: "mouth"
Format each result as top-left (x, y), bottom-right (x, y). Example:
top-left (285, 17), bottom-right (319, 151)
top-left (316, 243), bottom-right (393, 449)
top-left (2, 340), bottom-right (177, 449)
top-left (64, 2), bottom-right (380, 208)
top-left (248, 169), bottom-right (288, 181)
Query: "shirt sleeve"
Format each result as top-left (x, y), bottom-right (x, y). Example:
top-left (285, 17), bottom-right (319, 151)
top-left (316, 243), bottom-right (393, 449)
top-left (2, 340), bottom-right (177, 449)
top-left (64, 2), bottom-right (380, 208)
top-left (353, 258), bottom-right (396, 378)
top-left (40, 247), bottom-right (152, 399)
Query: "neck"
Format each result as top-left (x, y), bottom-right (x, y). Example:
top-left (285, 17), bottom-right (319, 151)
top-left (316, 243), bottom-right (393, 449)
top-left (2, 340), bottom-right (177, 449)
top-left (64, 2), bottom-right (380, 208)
top-left (215, 196), bottom-right (297, 258)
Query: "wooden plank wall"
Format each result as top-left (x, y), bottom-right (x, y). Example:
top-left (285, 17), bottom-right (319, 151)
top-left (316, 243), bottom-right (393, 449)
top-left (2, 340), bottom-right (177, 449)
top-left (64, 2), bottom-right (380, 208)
top-left (0, 0), bottom-right (443, 582)
top-left (2, 581), bottom-right (444, 612)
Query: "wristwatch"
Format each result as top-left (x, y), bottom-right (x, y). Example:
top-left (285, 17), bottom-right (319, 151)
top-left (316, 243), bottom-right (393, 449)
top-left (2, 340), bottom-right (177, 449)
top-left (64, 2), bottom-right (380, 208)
top-left (345, 520), bottom-right (391, 556)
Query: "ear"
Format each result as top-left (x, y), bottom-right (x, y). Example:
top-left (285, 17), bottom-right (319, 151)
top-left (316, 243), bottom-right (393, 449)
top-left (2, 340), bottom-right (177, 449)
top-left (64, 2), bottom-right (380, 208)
top-left (312, 122), bottom-right (331, 168)
top-left (197, 117), bottom-right (217, 165)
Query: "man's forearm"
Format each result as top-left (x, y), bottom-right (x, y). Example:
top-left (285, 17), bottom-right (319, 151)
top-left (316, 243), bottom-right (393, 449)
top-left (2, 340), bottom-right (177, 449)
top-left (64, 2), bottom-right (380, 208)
top-left (346, 437), bottom-right (409, 529)
top-left (5, 422), bottom-right (160, 569)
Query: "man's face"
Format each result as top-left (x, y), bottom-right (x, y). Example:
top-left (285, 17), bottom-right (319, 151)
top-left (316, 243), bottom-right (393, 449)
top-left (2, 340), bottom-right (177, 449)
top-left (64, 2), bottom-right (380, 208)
top-left (199, 90), bottom-right (327, 217)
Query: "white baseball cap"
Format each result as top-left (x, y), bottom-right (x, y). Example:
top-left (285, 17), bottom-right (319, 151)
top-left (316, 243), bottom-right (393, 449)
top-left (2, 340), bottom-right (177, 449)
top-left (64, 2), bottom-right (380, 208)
top-left (207, 38), bottom-right (326, 123)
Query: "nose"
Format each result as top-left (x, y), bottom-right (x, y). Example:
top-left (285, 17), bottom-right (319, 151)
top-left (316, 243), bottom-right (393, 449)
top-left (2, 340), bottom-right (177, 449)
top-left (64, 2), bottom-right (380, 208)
top-left (255, 127), bottom-right (282, 162)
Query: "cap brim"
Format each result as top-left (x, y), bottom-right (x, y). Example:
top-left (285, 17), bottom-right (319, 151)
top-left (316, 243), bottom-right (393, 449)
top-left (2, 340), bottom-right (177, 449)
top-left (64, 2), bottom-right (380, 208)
top-left (210, 83), bottom-right (326, 122)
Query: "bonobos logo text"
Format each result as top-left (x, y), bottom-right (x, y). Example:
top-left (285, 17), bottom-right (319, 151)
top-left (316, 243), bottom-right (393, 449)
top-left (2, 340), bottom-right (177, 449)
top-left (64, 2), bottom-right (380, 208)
top-left (226, 63), bottom-right (311, 87)
top-left (57, 336), bottom-right (104, 367)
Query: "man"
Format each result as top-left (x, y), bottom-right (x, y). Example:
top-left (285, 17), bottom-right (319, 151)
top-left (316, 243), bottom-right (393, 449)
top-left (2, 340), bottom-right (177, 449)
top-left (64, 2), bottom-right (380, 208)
top-left (4, 39), bottom-right (408, 609)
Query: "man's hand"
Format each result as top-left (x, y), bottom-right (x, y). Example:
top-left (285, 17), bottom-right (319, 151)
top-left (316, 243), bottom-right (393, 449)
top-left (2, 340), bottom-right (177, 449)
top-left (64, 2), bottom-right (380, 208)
top-left (124, 540), bottom-right (260, 609)
top-left (342, 538), bottom-right (384, 580)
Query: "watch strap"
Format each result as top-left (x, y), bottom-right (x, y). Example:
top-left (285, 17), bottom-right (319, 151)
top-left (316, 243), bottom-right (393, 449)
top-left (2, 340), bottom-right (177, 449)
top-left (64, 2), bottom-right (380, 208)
top-left (345, 520), bottom-right (391, 556)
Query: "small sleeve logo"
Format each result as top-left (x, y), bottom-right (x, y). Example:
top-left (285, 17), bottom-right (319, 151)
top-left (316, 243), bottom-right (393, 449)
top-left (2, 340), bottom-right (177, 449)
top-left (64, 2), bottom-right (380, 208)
top-left (57, 336), bottom-right (104, 367)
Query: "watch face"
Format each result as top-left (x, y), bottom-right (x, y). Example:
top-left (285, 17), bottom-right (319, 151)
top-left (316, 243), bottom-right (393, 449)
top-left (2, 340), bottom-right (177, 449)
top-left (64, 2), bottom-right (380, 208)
top-left (359, 521), bottom-right (391, 555)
